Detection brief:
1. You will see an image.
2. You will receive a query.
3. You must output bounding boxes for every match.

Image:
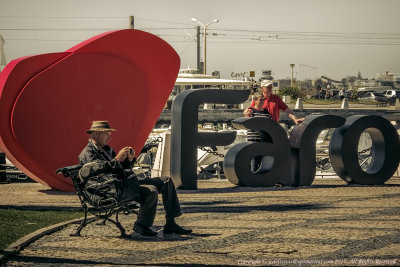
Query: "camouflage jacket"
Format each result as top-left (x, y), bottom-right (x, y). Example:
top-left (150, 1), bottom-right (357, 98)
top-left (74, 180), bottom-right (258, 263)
top-left (78, 139), bottom-right (133, 169)
top-left (78, 140), bottom-right (137, 207)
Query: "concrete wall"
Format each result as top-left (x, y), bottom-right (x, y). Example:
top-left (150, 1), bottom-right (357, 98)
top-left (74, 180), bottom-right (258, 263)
top-left (157, 108), bottom-right (400, 126)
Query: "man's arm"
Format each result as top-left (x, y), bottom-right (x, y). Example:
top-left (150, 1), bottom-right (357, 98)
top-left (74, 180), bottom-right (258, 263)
top-left (243, 107), bottom-right (253, 117)
top-left (283, 107), bottom-right (305, 125)
top-left (79, 152), bottom-right (91, 166)
top-left (79, 145), bottom-right (100, 165)
top-left (243, 100), bottom-right (256, 117)
top-left (276, 96), bottom-right (304, 124)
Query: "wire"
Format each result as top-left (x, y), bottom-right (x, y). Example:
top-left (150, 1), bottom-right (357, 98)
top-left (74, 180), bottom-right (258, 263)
top-left (135, 17), bottom-right (193, 26)
top-left (1, 15), bottom-right (398, 37)
top-left (138, 27), bottom-right (193, 31)
top-left (1, 22), bottom-right (399, 45)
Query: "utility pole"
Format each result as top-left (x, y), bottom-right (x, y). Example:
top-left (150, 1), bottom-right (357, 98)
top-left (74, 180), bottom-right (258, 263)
top-left (0, 34), bottom-right (6, 66)
top-left (203, 25), bottom-right (207, 75)
top-left (196, 26), bottom-right (201, 73)
top-left (191, 18), bottom-right (219, 75)
top-left (129, 16), bottom-right (134, 29)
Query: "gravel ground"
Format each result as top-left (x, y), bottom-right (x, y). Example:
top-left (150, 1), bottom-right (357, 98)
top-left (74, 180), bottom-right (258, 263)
top-left (2, 177), bottom-right (400, 266)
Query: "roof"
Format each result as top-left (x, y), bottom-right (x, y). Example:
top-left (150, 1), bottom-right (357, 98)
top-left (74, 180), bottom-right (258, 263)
top-left (175, 77), bottom-right (253, 85)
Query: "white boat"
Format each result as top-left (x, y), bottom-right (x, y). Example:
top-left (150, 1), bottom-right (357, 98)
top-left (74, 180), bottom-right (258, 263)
top-left (162, 67), bottom-right (255, 110)
top-left (173, 67), bottom-right (253, 94)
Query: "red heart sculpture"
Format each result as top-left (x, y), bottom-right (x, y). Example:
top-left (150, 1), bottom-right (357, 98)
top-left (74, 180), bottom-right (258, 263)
top-left (0, 30), bottom-right (180, 191)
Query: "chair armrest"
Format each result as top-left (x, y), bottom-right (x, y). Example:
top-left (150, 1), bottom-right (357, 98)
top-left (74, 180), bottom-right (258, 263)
top-left (56, 164), bottom-right (82, 177)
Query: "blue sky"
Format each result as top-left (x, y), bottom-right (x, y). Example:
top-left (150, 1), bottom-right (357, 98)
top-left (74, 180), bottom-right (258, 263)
top-left (1, 0), bottom-right (399, 80)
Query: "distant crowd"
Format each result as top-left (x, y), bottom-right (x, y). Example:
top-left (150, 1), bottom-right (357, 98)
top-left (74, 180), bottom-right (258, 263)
top-left (315, 85), bottom-right (346, 100)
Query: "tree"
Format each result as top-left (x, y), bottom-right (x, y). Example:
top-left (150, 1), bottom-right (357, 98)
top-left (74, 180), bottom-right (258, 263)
top-left (278, 87), bottom-right (305, 99)
top-left (347, 76), bottom-right (357, 84)
top-left (357, 71), bottom-right (363, 80)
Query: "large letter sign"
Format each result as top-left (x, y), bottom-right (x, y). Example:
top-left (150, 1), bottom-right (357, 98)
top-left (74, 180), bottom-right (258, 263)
top-left (224, 117), bottom-right (293, 186)
top-left (330, 115), bottom-right (400, 184)
top-left (171, 89), bottom-right (399, 188)
top-left (170, 89), bottom-right (249, 189)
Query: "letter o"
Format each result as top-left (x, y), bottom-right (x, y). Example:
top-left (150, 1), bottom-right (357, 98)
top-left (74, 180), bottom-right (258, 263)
top-left (330, 115), bottom-right (400, 184)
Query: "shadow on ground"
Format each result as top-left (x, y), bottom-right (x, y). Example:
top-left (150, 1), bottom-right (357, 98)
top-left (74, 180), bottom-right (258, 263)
top-left (181, 203), bottom-right (326, 213)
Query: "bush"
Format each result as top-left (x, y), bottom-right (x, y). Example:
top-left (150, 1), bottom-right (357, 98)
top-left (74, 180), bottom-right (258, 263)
top-left (351, 91), bottom-right (361, 100)
top-left (278, 87), bottom-right (305, 100)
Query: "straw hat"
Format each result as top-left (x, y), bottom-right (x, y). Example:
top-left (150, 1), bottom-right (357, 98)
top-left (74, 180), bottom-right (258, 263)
top-left (86, 121), bottom-right (116, 134)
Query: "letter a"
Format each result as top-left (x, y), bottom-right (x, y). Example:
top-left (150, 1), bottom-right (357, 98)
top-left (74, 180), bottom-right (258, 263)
top-left (224, 117), bottom-right (292, 186)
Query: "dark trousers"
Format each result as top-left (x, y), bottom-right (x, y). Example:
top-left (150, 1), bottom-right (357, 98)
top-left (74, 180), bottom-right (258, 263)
top-left (136, 185), bottom-right (158, 227)
top-left (138, 176), bottom-right (182, 221)
top-left (120, 178), bottom-right (158, 227)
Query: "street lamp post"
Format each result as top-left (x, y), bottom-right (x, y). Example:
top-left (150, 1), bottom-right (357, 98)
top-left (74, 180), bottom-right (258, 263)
top-left (191, 18), bottom-right (219, 75)
top-left (290, 64), bottom-right (295, 87)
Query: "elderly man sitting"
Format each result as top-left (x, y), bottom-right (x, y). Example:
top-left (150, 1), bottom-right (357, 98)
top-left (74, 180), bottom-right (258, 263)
top-left (79, 121), bottom-right (191, 236)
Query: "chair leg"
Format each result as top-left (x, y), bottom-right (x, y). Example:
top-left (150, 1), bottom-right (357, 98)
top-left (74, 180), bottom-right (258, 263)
top-left (71, 206), bottom-right (134, 237)
top-left (116, 212), bottom-right (128, 237)
top-left (71, 210), bottom-right (88, 236)
top-left (71, 209), bottom-right (98, 236)
top-left (108, 212), bottom-right (128, 237)
top-left (114, 220), bottom-right (128, 237)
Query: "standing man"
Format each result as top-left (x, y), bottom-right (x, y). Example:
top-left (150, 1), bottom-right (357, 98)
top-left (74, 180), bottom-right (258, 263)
top-left (79, 121), bottom-right (191, 236)
top-left (243, 80), bottom-right (304, 124)
top-left (339, 88), bottom-right (345, 100)
top-left (316, 85), bottom-right (322, 99)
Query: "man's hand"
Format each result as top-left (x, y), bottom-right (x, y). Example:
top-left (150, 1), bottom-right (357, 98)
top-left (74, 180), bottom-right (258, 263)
top-left (285, 108), bottom-right (305, 125)
top-left (294, 118), bottom-right (305, 125)
top-left (126, 147), bottom-right (135, 162)
top-left (243, 107), bottom-right (253, 117)
top-left (115, 146), bottom-right (135, 162)
top-left (115, 148), bottom-right (128, 162)
top-left (288, 114), bottom-right (305, 125)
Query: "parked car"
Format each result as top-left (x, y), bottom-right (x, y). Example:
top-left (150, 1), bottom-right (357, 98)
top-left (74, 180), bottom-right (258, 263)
top-left (382, 90), bottom-right (400, 99)
top-left (384, 90), bottom-right (400, 105)
top-left (358, 92), bottom-right (387, 103)
top-left (358, 90), bottom-right (376, 97)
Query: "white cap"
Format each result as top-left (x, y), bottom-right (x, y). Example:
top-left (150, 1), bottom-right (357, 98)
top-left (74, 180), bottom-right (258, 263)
top-left (260, 80), bottom-right (273, 88)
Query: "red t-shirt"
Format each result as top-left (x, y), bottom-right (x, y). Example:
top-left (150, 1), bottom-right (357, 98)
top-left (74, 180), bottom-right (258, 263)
top-left (250, 94), bottom-right (288, 122)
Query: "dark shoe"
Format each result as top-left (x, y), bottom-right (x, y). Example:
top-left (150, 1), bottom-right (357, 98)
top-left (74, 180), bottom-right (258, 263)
top-left (163, 223), bottom-right (192, 235)
top-left (133, 222), bottom-right (157, 236)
